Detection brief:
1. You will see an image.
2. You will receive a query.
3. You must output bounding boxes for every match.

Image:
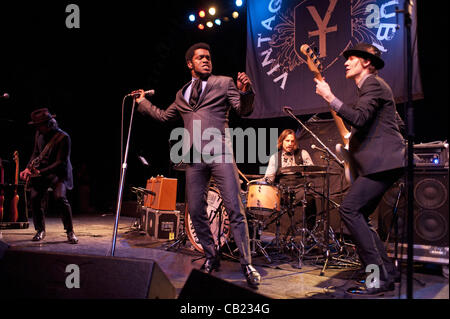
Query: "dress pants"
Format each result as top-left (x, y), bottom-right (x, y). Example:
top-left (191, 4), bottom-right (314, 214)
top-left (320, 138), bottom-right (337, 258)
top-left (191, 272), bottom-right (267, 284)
top-left (185, 159), bottom-right (251, 265)
top-left (30, 175), bottom-right (74, 233)
top-left (339, 168), bottom-right (404, 281)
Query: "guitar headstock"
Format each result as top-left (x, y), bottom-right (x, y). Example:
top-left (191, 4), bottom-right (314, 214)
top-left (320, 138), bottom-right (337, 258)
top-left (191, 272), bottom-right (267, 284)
top-left (300, 44), bottom-right (323, 81)
top-left (13, 150), bottom-right (19, 164)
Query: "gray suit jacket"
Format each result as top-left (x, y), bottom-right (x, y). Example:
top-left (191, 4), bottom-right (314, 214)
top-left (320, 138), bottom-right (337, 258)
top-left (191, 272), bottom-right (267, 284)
top-left (337, 74), bottom-right (406, 176)
top-left (138, 74), bottom-right (254, 160)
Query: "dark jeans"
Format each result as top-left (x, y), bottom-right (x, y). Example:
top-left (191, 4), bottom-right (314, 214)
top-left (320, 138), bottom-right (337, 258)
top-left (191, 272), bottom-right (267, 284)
top-left (185, 160), bottom-right (251, 265)
top-left (339, 168), bottom-right (404, 282)
top-left (30, 175), bottom-right (74, 233)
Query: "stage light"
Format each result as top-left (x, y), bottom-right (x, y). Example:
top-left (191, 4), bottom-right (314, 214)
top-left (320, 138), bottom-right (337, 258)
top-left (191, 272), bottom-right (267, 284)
top-left (199, 10), bottom-right (206, 18)
top-left (236, 0), bottom-right (243, 7)
top-left (189, 14), bottom-right (196, 22)
top-left (214, 19), bottom-right (221, 25)
top-left (198, 23), bottom-right (205, 30)
top-left (223, 17), bottom-right (230, 22)
top-left (206, 21), bottom-right (213, 28)
top-left (232, 11), bottom-right (239, 19)
top-left (208, 7), bottom-right (216, 16)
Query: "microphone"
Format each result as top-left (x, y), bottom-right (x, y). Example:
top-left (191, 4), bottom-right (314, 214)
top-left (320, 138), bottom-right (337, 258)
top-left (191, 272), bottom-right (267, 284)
top-left (127, 90), bottom-right (155, 97)
top-left (311, 144), bottom-right (327, 153)
top-left (138, 155), bottom-right (149, 166)
top-left (131, 186), bottom-right (155, 196)
top-left (283, 106), bottom-right (293, 114)
top-left (1, 93), bottom-right (10, 99)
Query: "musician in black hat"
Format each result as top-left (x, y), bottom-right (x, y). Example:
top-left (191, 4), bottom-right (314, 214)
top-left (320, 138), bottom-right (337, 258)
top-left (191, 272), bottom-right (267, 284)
top-left (20, 108), bottom-right (78, 244)
top-left (314, 43), bottom-right (405, 296)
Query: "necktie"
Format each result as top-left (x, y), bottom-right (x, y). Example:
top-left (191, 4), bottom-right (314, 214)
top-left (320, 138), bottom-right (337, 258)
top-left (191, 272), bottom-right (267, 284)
top-left (189, 78), bottom-right (202, 107)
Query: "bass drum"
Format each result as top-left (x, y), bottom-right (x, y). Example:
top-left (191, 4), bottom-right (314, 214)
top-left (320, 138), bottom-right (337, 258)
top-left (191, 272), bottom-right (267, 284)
top-left (185, 187), bottom-right (231, 253)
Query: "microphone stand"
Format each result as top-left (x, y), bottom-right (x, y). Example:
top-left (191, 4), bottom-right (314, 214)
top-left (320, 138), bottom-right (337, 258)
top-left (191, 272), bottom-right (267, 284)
top-left (396, 1), bottom-right (414, 299)
top-left (110, 97), bottom-right (137, 256)
top-left (282, 108), bottom-right (346, 274)
top-left (283, 108), bottom-right (344, 168)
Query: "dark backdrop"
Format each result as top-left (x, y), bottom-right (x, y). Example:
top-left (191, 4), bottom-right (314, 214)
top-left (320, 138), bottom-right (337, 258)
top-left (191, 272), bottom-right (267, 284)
top-left (0, 1), bottom-right (447, 214)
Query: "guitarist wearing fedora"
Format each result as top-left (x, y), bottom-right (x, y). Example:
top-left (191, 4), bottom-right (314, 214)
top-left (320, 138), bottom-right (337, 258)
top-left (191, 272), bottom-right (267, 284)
top-left (314, 43), bottom-right (405, 296)
top-left (20, 108), bottom-right (78, 244)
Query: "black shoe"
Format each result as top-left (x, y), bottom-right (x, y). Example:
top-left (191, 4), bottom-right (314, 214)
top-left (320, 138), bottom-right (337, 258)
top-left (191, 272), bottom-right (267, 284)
top-left (200, 256), bottom-right (220, 274)
top-left (67, 231), bottom-right (78, 244)
top-left (32, 230), bottom-right (46, 241)
top-left (241, 264), bottom-right (261, 288)
top-left (346, 280), bottom-right (395, 297)
top-left (355, 269), bottom-right (401, 285)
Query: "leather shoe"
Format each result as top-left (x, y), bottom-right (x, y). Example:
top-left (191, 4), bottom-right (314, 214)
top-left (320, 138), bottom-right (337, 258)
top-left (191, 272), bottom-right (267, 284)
top-left (346, 280), bottom-right (395, 297)
top-left (241, 264), bottom-right (261, 288)
top-left (200, 256), bottom-right (220, 274)
top-left (354, 269), bottom-right (401, 286)
top-left (67, 231), bottom-right (78, 244)
top-left (32, 230), bottom-right (45, 241)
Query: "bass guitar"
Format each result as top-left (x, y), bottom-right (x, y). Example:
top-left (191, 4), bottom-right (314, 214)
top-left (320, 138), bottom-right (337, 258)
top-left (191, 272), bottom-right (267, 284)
top-left (10, 151), bottom-right (19, 222)
top-left (0, 158), bottom-right (4, 221)
top-left (300, 44), bottom-right (357, 183)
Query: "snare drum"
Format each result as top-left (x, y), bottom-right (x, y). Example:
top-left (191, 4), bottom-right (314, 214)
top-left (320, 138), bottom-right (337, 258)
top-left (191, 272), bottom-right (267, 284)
top-left (246, 180), bottom-right (280, 216)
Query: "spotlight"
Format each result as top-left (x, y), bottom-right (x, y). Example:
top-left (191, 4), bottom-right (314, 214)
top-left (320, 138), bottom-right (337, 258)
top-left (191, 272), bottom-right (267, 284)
top-left (214, 18), bottom-right (221, 25)
top-left (223, 17), bottom-right (230, 22)
top-left (206, 21), bottom-right (213, 28)
top-left (198, 23), bottom-right (205, 30)
top-left (208, 7), bottom-right (216, 16)
top-left (199, 10), bottom-right (206, 18)
top-left (236, 0), bottom-right (243, 7)
top-left (189, 14), bottom-right (195, 22)
top-left (232, 11), bottom-right (239, 19)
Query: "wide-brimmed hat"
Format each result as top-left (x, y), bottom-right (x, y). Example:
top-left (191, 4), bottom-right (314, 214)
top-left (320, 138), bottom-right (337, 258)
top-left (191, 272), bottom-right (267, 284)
top-left (28, 108), bottom-right (56, 125)
top-left (343, 42), bottom-right (384, 70)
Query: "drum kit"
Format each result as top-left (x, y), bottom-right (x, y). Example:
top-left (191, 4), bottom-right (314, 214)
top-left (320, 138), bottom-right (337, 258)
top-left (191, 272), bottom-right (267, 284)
top-left (167, 163), bottom-right (354, 271)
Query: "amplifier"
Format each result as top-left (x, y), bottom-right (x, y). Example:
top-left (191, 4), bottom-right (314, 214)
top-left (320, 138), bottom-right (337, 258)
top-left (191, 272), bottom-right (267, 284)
top-left (144, 176), bottom-right (177, 211)
top-left (414, 142), bottom-right (449, 168)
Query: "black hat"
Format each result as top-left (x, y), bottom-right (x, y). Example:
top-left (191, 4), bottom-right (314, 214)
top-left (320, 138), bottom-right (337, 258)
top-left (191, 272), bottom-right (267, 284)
top-left (28, 108), bottom-right (56, 125)
top-left (343, 43), bottom-right (384, 70)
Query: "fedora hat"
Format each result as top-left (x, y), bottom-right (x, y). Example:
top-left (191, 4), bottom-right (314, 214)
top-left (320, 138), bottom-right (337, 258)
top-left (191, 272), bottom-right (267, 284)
top-left (28, 108), bottom-right (56, 125)
top-left (343, 42), bottom-right (384, 70)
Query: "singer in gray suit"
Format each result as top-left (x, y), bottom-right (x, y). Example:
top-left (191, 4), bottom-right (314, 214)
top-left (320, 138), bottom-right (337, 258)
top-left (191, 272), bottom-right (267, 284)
top-left (133, 43), bottom-right (261, 288)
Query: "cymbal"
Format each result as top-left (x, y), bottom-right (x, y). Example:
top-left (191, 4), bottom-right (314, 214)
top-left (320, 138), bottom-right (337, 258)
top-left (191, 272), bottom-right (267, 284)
top-left (244, 174), bottom-right (264, 179)
top-left (278, 165), bottom-right (327, 175)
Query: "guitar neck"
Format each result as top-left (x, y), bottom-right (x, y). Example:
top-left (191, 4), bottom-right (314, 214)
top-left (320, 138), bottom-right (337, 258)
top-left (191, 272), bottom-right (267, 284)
top-left (314, 74), bottom-right (350, 146)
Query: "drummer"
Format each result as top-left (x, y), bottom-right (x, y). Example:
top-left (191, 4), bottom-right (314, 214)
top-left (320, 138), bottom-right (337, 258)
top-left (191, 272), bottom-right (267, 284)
top-left (264, 129), bottom-right (317, 230)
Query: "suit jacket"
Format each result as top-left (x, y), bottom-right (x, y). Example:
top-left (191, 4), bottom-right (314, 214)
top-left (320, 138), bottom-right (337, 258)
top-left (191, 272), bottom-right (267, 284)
top-left (138, 74), bottom-right (254, 160)
top-left (28, 128), bottom-right (74, 190)
top-left (337, 74), bottom-right (406, 176)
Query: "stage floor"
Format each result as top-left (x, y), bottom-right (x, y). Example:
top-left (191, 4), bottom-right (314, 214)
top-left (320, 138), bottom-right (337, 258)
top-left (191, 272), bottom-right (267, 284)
top-left (0, 214), bottom-right (448, 299)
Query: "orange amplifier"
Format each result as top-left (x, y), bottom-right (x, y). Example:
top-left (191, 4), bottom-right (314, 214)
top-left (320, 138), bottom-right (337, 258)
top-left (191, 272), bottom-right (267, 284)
top-left (144, 176), bottom-right (177, 211)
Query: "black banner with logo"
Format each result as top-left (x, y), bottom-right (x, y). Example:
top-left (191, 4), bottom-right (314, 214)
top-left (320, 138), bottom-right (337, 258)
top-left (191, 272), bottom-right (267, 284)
top-left (246, 0), bottom-right (423, 119)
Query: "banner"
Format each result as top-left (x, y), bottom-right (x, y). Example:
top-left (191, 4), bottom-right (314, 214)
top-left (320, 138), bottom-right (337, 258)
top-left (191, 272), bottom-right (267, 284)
top-left (246, 0), bottom-right (423, 119)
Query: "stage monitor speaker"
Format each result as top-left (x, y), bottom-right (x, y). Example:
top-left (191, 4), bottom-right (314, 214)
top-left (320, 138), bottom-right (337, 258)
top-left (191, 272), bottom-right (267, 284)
top-left (377, 168), bottom-right (449, 264)
top-left (0, 249), bottom-right (177, 299)
top-left (178, 269), bottom-right (269, 300)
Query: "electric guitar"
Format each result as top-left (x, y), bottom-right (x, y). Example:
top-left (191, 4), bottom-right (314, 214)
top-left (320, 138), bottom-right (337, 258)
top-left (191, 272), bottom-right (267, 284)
top-left (0, 158), bottom-right (4, 221)
top-left (10, 151), bottom-right (19, 222)
top-left (300, 44), bottom-right (357, 183)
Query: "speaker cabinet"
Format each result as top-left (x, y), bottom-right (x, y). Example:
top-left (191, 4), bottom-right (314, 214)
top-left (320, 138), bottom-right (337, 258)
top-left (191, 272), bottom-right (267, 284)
top-left (377, 168), bottom-right (449, 264)
top-left (0, 249), bottom-right (177, 299)
top-left (179, 269), bottom-right (269, 300)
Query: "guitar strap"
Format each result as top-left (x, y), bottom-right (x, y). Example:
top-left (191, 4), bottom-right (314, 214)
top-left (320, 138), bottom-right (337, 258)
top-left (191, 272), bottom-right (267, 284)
top-left (30, 131), bottom-right (65, 167)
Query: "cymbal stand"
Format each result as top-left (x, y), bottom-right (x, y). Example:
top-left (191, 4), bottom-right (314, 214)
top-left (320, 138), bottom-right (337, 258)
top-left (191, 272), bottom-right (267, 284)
top-left (248, 215), bottom-right (272, 263)
top-left (262, 207), bottom-right (287, 253)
